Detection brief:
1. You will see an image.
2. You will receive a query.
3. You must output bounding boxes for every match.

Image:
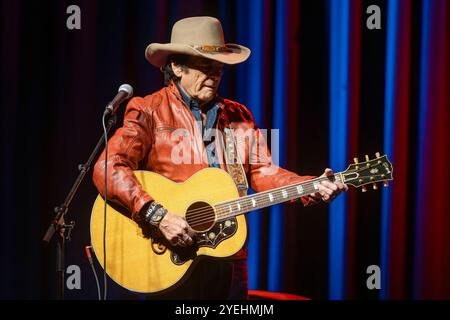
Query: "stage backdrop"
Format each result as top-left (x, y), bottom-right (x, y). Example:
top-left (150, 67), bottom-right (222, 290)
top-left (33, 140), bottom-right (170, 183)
top-left (0, 0), bottom-right (449, 299)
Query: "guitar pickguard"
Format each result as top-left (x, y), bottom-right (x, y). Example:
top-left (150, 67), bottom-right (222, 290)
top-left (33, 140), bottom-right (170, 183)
top-left (196, 217), bottom-right (238, 248)
top-left (170, 217), bottom-right (238, 265)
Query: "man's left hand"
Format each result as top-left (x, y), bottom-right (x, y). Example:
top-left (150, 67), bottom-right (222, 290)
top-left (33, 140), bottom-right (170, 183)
top-left (314, 168), bottom-right (348, 203)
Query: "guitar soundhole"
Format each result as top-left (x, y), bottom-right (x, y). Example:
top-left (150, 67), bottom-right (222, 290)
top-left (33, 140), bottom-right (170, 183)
top-left (185, 201), bottom-right (216, 232)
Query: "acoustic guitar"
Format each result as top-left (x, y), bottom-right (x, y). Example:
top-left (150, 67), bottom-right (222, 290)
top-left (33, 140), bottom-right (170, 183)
top-left (90, 153), bottom-right (393, 294)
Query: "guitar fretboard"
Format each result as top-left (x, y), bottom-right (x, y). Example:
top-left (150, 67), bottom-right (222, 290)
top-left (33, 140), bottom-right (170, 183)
top-left (213, 173), bottom-right (343, 220)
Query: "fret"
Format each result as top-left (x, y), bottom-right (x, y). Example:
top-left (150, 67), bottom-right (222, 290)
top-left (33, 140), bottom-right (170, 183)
top-left (313, 181), bottom-right (320, 190)
top-left (215, 173), bottom-right (343, 219)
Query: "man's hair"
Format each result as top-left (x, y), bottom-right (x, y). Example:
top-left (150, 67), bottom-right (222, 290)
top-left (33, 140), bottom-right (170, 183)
top-left (162, 54), bottom-right (190, 85)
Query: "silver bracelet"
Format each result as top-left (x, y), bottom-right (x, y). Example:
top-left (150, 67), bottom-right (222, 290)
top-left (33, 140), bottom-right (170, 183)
top-left (149, 206), bottom-right (168, 227)
top-left (144, 201), bottom-right (167, 227)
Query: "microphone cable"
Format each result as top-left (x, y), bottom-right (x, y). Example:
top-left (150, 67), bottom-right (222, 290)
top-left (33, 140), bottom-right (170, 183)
top-left (85, 245), bottom-right (101, 300)
top-left (101, 113), bottom-right (109, 300)
top-left (99, 84), bottom-right (132, 300)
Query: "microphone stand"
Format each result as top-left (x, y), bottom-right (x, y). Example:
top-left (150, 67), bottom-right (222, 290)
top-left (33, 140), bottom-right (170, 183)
top-left (42, 114), bottom-right (117, 300)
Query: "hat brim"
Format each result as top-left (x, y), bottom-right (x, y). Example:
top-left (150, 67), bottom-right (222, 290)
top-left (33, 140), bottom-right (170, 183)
top-left (145, 43), bottom-right (251, 67)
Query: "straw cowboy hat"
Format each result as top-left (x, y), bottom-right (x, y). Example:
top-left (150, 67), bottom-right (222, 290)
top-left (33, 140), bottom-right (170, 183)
top-left (145, 16), bottom-right (251, 68)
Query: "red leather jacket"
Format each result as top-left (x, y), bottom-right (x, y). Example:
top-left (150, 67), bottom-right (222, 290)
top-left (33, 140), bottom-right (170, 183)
top-left (92, 81), bottom-right (318, 220)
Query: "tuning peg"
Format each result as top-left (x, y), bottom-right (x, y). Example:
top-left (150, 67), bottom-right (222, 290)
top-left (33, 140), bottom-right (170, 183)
top-left (365, 155), bottom-right (371, 167)
top-left (361, 186), bottom-right (367, 192)
top-left (375, 152), bottom-right (381, 158)
top-left (372, 183), bottom-right (378, 190)
top-left (353, 157), bottom-right (359, 169)
top-left (383, 180), bottom-right (389, 187)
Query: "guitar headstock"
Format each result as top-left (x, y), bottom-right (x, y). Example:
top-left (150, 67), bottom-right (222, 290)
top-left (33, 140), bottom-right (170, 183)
top-left (341, 153), bottom-right (393, 192)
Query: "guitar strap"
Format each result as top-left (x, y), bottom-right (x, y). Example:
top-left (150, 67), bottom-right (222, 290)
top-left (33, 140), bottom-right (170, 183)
top-left (223, 125), bottom-right (249, 197)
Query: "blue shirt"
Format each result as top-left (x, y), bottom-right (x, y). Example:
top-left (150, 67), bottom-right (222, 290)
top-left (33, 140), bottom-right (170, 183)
top-left (175, 82), bottom-right (221, 168)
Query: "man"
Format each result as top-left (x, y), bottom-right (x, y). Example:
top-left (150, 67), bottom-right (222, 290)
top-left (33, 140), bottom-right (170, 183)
top-left (93, 16), bottom-right (347, 299)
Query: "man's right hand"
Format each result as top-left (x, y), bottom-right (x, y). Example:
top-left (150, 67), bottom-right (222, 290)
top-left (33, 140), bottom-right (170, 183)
top-left (158, 212), bottom-right (195, 247)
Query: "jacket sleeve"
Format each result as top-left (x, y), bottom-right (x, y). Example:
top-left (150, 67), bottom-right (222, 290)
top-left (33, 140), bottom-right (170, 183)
top-left (92, 97), bottom-right (154, 220)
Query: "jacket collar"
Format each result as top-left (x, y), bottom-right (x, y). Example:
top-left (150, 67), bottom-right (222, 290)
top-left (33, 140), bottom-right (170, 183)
top-left (174, 81), bottom-right (200, 110)
top-left (167, 80), bottom-right (184, 107)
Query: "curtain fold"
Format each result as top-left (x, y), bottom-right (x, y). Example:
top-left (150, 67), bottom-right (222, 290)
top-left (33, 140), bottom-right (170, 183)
top-left (413, 0), bottom-right (450, 299)
top-left (381, 0), bottom-right (412, 300)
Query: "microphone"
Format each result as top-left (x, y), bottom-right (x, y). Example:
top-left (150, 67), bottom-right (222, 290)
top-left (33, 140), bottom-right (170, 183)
top-left (103, 84), bottom-right (133, 116)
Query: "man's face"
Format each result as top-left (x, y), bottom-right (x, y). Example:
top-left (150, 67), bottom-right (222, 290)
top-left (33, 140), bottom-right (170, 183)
top-left (172, 56), bottom-right (224, 105)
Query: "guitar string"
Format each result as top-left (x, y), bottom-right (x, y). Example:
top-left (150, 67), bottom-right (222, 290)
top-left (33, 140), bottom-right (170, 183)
top-left (189, 188), bottom-right (318, 227)
top-left (187, 173), bottom-right (386, 227)
top-left (184, 177), bottom-right (342, 226)
top-left (186, 183), bottom-right (323, 227)
top-left (182, 174), bottom-right (341, 219)
top-left (189, 185), bottom-right (320, 224)
top-left (185, 169), bottom-right (387, 223)
top-left (189, 172), bottom-right (388, 227)
top-left (185, 184), bottom-right (319, 225)
top-left (184, 175), bottom-right (343, 225)
top-left (189, 183), bottom-right (319, 221)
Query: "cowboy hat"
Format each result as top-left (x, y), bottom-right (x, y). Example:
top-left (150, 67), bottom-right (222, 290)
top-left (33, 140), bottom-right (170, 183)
top-left (145, 16), bottom-right (251, 67)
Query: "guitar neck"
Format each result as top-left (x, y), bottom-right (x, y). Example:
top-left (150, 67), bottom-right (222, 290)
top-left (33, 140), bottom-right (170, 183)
top-left (213, 173), bottom-right (344, 219)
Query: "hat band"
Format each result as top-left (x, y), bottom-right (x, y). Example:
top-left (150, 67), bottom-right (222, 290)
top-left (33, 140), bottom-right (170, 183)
top-left (192, 45), bottom-right (233, 53)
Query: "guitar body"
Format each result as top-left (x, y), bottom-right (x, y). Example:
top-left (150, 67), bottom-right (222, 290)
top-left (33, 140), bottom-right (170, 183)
top-left (90, 153), bottom-right (393, 295)
top-left (90, 168), bottom-right (247, 294)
